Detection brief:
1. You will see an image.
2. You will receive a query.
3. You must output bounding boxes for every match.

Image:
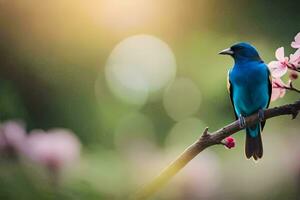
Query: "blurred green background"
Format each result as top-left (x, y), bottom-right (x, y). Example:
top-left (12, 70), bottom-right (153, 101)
top-left (0, 0), bottom-right (300, 199)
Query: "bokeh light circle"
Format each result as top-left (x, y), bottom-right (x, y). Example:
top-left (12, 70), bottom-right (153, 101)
top-left (163, 77), bottom-right (201, 121)
top-left (105, 34), bottom-right (176, 105)
top-left (165, 117), bottom-right (206, 150)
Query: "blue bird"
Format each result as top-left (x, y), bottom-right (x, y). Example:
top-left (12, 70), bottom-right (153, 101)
top-left (219, 42), bottom-right (272, 160)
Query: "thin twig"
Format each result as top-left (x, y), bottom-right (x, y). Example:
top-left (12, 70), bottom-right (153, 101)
top-left (288, 65), bottom-right (300, 73)
top-left (284, 86), bottom-right (300, 93)
top-left (284, 82), bottom-right (300, 93)
top-left (274, 81), bottom-right (300, 94)
top-left (294, 68), bottom-right (300, 72)
top-left (133, 100), bottom-right (300, 200)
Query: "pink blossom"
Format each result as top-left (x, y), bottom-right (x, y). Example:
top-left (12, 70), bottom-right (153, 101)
top-left (271, 78), bottom-right (287, 101)
top-left (24, 129), bottom-right (81, 172)
top-left (289, 48), bottom-right (300, 67)
top-left (268, 47), bottom-right (289, 78)
top-left (224, 136), bottom-right (235, 149)
top-left (0, 121), bottom-right (26, 155)
top-left (291, 32), bottom-right (300, 49)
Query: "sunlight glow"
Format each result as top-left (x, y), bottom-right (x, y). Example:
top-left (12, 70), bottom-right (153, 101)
top-left (86, 0), bottom-right (158, 33)
top-left (105, 34), bottom-right (176, 105)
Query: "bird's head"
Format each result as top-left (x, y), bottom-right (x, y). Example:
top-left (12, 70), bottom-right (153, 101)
top-left (219, 42), bottom-right (262, 62)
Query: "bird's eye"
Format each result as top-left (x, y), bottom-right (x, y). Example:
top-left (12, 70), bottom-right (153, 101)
top-left (232, 46), bottom-right (243, 51)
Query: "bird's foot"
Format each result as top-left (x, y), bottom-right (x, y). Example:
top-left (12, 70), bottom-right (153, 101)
top-left (238, 114), bottom-right (246, 128)
top-left (258, 109), bottom-right (265, 122)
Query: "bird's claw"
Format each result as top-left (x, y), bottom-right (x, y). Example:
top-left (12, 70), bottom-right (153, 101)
top-left (258, 109), bottom-right (265, 122)
top-left (238, 115), bottom-right (246, 128)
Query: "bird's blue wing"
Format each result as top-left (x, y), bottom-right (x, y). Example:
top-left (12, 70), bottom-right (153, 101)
top-left (227, 70), bottom-right (238, 120)
top-left (261, 67), bottom-right (272, 130)
top-left (266, 67), bottom-right (272, 108)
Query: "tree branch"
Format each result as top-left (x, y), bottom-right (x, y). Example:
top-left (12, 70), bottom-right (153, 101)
top-left (134, 100), bottom-right (300, 200)
top-left (285, 82), bottom-right (300, 93)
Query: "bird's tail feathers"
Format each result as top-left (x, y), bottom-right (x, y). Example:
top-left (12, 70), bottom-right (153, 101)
top-left (245, 124), bottom-right (263, 161)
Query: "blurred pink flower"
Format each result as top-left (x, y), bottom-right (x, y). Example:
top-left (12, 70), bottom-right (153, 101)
top-left (0, 121), bottom-right (26, 155)
top-left (291, 32), bottom-right (300, 49)
top-left (24, 129), bottom-right (81, 172)
top-left (268, 47), bottom-right (289, 78)
top-left (224, 136), bottom-right (235, 149)
top-left (271, 78), bottom-right (287, 101)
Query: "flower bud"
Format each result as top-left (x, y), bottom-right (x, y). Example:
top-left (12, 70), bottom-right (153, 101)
top-left (224, 136), bottom-right (235, 149)
top-left (289, 71), bottom-right (298, 80)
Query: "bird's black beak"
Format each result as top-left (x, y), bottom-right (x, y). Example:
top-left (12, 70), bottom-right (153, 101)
top-left (218, 48), bottom-right (234, 55)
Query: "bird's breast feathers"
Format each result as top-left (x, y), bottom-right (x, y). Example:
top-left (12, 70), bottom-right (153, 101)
top-left (229, 63), bottom-right (270, 115)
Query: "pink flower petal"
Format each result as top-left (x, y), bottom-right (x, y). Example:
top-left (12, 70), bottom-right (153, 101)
top-left (290, 48), bottom-right (300, 65)
top-left (291, 32), bottom-right (300, 49)
top-left (268, 61), bottom-right (287, 78)
top-left (295, 32), bottom-right (300, 41)
top-left (271, 78), bottom-right (287, 101)
top-left (271, 87), bottom-right (281, 101)
top-left (25, 129), bottom-right (81, 171)
top-left (275, 47), bottom-right (285, 61)
top-left (291, 42), bottom-right (300, 49)
top-left (271, 87), bottom-right (285, 101)
top-left (279, 87), bottom-right (286, 98)
top-left (272, 77), bottom-right (287, 87)
top-left (0, 121), bottom-right (26, 153)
